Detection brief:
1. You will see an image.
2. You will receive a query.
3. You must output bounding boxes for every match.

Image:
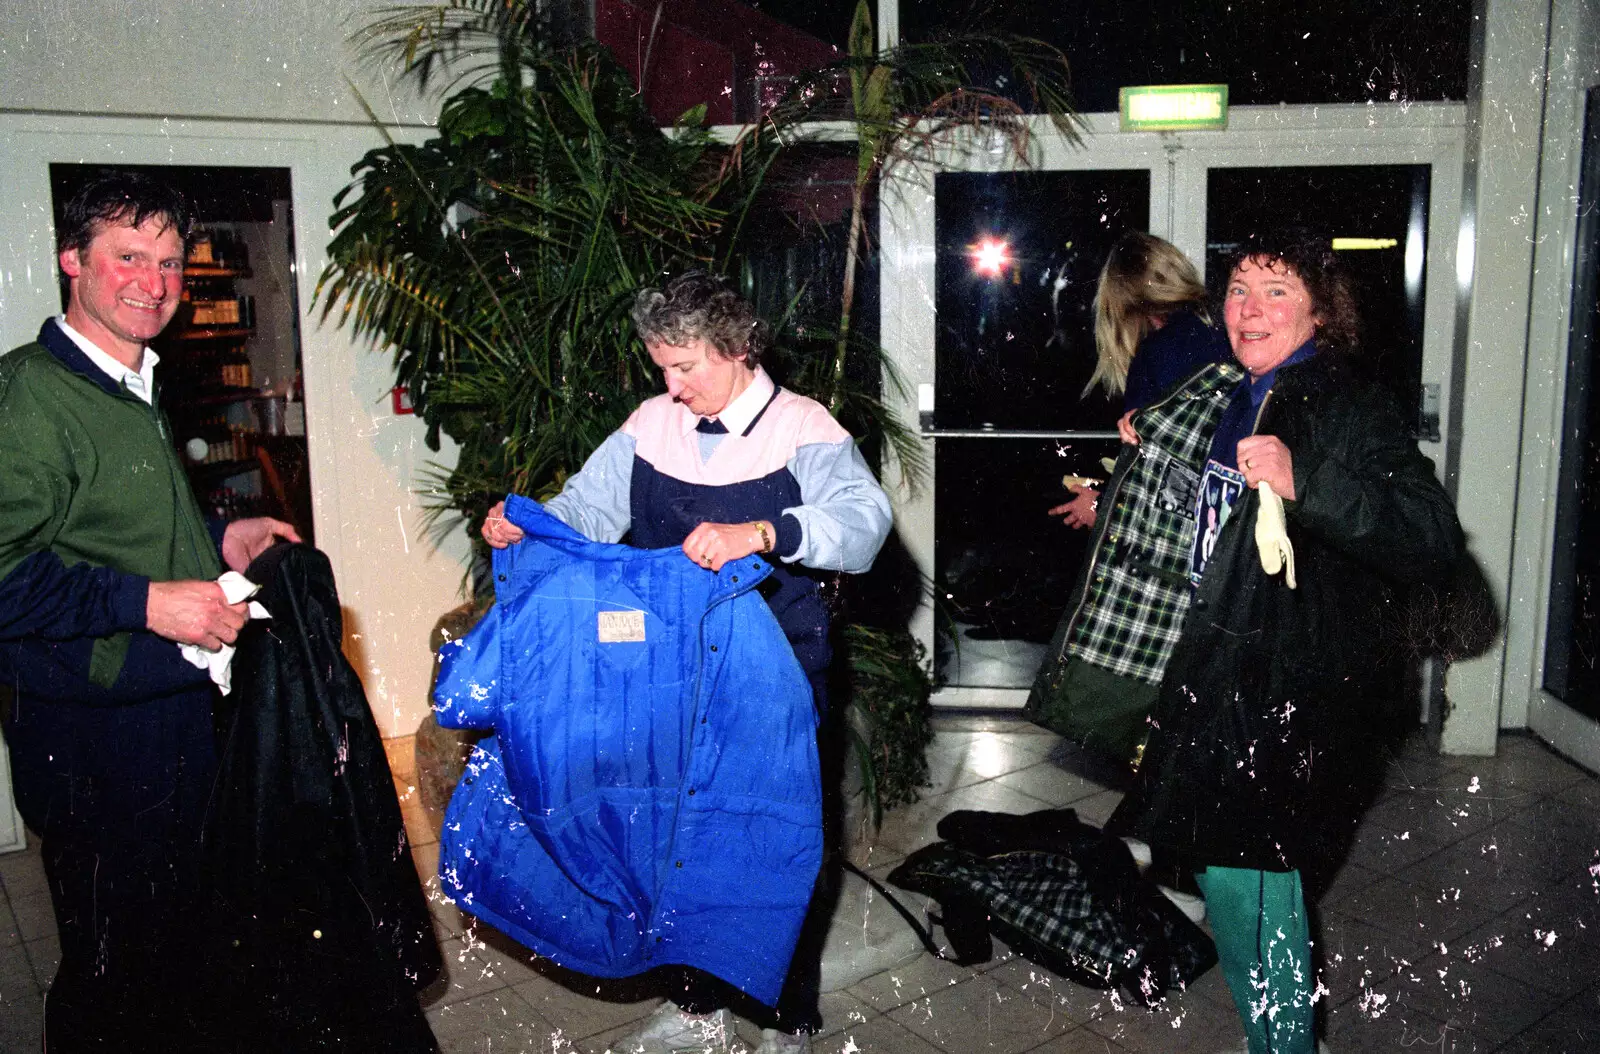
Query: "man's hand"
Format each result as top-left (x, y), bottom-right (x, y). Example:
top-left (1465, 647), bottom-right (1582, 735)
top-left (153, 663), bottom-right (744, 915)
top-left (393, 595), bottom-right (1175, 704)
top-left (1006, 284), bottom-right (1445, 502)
top-left (147, 580), bottom-right (249, 650)
top-left (221, 517), bottom-right (301, 573)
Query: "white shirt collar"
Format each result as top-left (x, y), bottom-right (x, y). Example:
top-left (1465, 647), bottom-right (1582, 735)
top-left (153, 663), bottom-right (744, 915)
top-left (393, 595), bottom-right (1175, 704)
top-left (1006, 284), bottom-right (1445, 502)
top-left (56, 316), bottom-right (159, 405)
top-left (684, 366), bottom-right (774, 436)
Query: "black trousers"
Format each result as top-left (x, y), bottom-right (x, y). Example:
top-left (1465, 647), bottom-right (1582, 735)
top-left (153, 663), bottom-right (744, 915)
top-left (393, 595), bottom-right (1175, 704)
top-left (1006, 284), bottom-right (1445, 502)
top-left (6, 686), bottom-right (217, 1053)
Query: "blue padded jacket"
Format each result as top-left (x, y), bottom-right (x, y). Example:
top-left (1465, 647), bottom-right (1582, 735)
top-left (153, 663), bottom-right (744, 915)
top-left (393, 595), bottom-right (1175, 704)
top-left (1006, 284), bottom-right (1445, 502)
top-left (434, 497), bottom-right (822, 1005)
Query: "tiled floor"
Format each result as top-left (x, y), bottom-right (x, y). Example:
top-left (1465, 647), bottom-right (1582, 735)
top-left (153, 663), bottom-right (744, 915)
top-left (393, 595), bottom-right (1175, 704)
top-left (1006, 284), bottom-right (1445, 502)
top-left (1, 717), bottom-right (1597, 1052)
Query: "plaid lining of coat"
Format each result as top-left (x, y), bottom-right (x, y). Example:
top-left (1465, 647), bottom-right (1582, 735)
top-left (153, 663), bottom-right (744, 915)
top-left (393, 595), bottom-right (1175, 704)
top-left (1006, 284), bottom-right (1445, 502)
top-left (1066, 361), bottom-right (1245, 683)
top-left (897, 847), bottom-right (1213, 996)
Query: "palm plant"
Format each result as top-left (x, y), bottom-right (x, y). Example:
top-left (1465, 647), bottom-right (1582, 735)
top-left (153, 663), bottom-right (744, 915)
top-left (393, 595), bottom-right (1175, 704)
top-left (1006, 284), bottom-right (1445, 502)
top-left (322, 0), bottom-right (1080, 821)
top-left (321, 36), bottom-right (753, 538)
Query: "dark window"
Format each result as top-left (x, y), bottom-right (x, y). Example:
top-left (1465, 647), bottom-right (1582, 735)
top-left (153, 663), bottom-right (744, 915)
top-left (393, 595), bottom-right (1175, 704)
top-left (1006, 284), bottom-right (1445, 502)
top-left (595, 0), bottom-right (846, 123)
top-left (1544, 86), bottom-right (1600, 719)
top-left (735, 0), bottom-right (861, 51)
top-left (901, 0), bottom-right (1471, 112)
top-left (1205, 165), bottom-right (1431, 428)
top-left (931, 169), bottom-right (1147, 684)
top-left (934, 169), bottom-right (1150, 431)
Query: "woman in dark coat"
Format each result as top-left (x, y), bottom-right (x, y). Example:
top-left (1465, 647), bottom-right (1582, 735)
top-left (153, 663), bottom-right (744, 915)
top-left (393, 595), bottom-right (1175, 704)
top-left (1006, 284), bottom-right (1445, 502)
top-left (1107, 234), bottom-right (1463, 1054)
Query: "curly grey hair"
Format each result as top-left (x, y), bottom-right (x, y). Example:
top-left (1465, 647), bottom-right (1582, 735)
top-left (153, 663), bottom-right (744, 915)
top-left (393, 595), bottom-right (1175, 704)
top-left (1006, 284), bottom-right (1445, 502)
top-left (631, 271), bottom-right (771, 368)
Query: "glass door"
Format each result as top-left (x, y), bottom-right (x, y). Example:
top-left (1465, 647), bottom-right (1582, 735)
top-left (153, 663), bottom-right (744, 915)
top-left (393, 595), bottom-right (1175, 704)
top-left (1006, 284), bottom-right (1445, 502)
top-left (880, 105), bottom-right (1465, 709)
top-left (930, 169), bottom-right (1146, 691)
top-left (1540, 87), bottom-right (1600, 746)
top-left (1204, 165), bottom-right (1434, 441)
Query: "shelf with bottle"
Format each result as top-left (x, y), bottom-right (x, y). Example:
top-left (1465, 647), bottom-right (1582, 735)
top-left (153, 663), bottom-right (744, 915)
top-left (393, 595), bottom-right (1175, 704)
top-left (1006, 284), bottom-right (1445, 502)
top-left (185, 227), bottom-right (251, 273)
top-left (202, 486), bottom-right (269, 526)
top-left (175, 326), bottom-right (254, 342)
top-left (183, 410), bottom-right (263, 471)
top-left (177, 343), bottom-right (256, 392)
top-left (176, 282), bottom-right (255, 334)
top-left (178, 229), bottom-right (255, 339)
top-left (182, 264), bottom-right (252, 279)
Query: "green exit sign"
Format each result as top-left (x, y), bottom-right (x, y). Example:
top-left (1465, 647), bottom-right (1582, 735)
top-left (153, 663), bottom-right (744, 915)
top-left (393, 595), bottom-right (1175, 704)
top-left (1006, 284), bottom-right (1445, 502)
top-left (1120, 84), bottom-right (1229, 132)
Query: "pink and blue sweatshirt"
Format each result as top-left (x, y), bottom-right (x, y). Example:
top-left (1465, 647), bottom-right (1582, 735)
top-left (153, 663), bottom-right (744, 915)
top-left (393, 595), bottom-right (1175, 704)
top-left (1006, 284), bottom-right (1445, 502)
top-left (541, 368), bottom-right (893, 678)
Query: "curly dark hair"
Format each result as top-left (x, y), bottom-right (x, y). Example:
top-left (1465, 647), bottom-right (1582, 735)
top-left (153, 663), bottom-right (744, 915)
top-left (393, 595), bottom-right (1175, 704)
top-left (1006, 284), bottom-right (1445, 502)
top-left (630, 271), bottom-right (772, 368)
top-left (57, 171), bottom-right (194, 255)
top-left (1224, 231), bottom-right (1360, 355)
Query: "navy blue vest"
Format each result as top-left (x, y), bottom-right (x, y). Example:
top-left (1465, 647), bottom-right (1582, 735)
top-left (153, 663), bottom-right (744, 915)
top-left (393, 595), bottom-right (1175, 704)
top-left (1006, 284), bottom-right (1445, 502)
top-left (626, 391), bottom-right (832, 681)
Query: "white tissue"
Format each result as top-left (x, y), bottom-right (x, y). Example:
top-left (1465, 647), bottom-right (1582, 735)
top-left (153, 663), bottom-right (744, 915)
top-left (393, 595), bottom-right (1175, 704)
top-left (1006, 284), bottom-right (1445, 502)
top-left (178, 571), bottom-right (271, 695)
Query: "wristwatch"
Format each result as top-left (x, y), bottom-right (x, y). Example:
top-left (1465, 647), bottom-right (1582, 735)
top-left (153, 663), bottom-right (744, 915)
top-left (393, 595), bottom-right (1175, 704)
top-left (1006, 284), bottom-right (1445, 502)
top-left (750, 520), bottom-right (774, 553)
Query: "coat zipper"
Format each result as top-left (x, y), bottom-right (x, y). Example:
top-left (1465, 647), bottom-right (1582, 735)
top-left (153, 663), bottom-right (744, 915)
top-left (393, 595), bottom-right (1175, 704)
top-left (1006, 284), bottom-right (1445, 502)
top-left (1250, 388), bottom-right (1275, 436)
top-left (653, 567), bottom-right (764, 941)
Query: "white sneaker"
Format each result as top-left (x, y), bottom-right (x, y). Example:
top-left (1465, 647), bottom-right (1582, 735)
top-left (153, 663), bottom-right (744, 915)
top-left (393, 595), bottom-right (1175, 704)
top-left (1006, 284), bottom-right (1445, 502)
top-left (613, 1003), bottom-right (733, 1053)
top-left (754, 1028), bottom-right (811, 1054)
top-left (1157, 883), bottom-right (1207, 924)
top-left (1120, 836), bottom-right (1154, 870)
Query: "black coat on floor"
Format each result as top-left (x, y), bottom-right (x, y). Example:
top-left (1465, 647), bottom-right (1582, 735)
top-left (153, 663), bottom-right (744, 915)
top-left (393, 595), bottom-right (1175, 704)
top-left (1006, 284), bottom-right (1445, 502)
top-left (197, 542), bottom-right (442, 1051)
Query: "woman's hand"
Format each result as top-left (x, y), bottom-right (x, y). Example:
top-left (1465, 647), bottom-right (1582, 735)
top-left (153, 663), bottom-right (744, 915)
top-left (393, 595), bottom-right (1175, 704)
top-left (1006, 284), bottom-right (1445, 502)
top-left (1236, 435), bottom-right (1295, 501)
top-left (1048, 486), bottom-right (1100, 530)
top-left (1117, 409), bottom-right (1141, 446)
top-left (683, 521), bottom-right (773, 572)
top-left (482, 500), bottom-right (526, 549)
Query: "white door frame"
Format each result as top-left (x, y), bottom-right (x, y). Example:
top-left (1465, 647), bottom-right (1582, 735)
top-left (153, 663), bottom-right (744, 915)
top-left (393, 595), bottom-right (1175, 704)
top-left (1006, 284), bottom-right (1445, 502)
top-left (1504, 0), bottom-right (1600, 772)
top-left (878, 102), bottom-right (1467, 709)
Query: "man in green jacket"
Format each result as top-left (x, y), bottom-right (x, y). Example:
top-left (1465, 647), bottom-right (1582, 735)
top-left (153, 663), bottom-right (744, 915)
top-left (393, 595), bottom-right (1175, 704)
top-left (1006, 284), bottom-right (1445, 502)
top-left (0, 171), bottom-right (298, 1050)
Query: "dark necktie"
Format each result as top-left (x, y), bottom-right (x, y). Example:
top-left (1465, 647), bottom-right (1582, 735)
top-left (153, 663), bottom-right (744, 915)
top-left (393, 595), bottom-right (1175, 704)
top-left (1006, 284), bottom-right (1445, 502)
top-left (695, 417), bottom-right (728, 434)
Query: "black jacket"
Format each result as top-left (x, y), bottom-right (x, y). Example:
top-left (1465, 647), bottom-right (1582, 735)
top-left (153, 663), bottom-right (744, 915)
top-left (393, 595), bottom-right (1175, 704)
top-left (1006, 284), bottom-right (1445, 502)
top-left (199, 543), bottom-right (441, 1051)
top-left (1109, 355), bottom-right (1464, 872)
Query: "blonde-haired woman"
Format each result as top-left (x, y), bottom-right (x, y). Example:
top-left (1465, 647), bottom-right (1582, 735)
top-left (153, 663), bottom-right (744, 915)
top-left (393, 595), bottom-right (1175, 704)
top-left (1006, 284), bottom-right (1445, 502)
top-left (1052, 232), bottom-right (1227, 529)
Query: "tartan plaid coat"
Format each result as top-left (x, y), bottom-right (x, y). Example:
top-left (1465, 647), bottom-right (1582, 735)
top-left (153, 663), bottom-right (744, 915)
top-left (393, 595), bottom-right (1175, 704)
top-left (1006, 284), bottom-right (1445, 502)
top-left (1109, 354), bottom-right (1463, 872)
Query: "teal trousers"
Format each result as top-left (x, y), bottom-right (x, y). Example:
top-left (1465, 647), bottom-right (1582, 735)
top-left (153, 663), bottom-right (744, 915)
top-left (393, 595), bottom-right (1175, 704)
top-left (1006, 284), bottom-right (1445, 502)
top-left (1194, 867), bottom-right (1316, 1054)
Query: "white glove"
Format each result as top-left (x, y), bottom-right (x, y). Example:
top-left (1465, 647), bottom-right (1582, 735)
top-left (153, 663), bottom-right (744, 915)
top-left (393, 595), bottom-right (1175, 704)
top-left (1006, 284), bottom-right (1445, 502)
top-left (1255, 481), bottom-right (1296, 589)
top-left (178, 571), bottom-right (272, 694)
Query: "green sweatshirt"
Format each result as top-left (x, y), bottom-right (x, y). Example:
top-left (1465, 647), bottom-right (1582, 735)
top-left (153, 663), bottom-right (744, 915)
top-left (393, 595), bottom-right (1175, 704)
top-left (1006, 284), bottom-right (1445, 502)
top-left (0, 325), bottom-right (221, 687)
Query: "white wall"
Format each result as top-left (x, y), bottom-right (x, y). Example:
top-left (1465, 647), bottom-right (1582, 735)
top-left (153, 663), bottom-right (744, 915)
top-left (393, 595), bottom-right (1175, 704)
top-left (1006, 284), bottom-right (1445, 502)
top-left (0, 3), bottom-right (471, 739)
top-left (0, 0), bottom-right (432, 125)
top-left (1436, 0), bottom-right (1555, 753)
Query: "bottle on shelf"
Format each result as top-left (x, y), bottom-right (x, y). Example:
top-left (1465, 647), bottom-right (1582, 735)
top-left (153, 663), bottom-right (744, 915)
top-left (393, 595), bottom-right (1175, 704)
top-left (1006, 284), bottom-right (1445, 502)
top-left (220, 346), bottom-right (252, 389)
top-left (191, 296), bottom-right (242, 328)
top-left (285, 371), bottom-right (305, 436)
top-left (209, 416), bottom-right (231, 464)
top-left (186, 231), bottom-right (215, 266)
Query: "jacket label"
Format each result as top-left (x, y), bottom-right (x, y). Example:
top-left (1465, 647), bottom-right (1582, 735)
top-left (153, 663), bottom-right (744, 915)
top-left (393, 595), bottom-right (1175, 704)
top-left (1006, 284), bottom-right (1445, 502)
top-left (1157, 457), bottom-right (1200, 513)
top-left (598, 610), bottom-right (647, 643)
